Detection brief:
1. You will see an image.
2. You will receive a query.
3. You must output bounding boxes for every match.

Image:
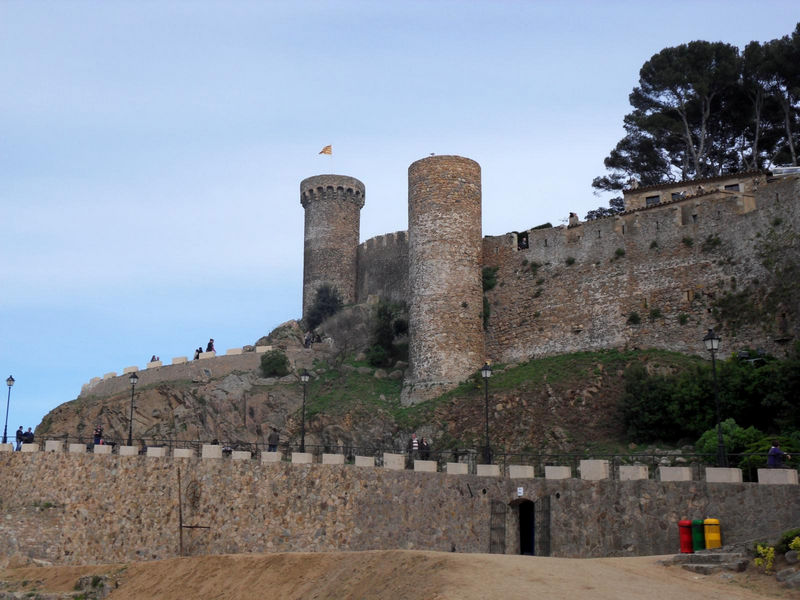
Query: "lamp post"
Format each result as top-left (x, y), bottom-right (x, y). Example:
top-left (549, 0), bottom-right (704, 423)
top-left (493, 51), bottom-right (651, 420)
top-left (3, 375), bottom-right (14, 444)
top-left (127, 372), bottom-right (138, 447)
top-left (300, 370), bottom-right (309, 453)
top-left (481, 362), bottom-right (492, 464)
top-left (703, 328), bottom-right (727, 468)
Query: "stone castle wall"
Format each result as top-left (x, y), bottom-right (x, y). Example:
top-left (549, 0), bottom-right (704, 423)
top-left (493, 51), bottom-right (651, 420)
top-left (403, 156), bottom-right (485, 404)
top-left (0, 453), bottom-right (797, 565)
top-left (483, 175), bottom-right (800, 364)
top-left (356, 231), bottom-right (409, 305)
top-left (301, 175), bottom-right (365, 319)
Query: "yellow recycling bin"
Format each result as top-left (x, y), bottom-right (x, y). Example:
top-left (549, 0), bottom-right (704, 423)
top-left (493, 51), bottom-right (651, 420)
top-left (704, 518), bottom-right (722, 549)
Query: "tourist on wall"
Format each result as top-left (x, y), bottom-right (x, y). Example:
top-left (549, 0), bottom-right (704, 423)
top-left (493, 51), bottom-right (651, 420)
top-left (420, 437), bottom-right (430, 460)
top-left (22, 427), bottom-right (34, 445)
top-left (194, 347), bottom-right (202, 360)
top-left (267, 428), bottom-right (280, 452)
top-left (407, 433), bottom-right (419, 463)
top-left (15, 426), bottom-right (23, 451)
top-left (768, 441), bottom-right (791, 468)
top-left (206, 339), bottom-right (215, 353)
top-left (93, 425), bottom-right (103, 445)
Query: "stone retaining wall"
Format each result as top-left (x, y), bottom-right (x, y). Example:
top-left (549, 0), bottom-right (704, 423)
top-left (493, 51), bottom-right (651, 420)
top-left (0, 453), bottom-right (796, 566)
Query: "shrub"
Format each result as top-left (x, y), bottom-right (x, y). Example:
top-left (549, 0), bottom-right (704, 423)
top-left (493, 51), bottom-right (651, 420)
top-left (776, 528), bottom-right (800, 554)
top-left (482, 266), bottom-right (499, 292)
top-left (701, 235), bottom-right (722, 252)
top-left (614, 248), bottom-right (626, 259)
top-left (627, 312), bottom-right (641, 325)
top-left (678, 313), bottom-right (689, 325)
top-left (366, 344), bottom-right (389, 367)
top-left (565, 256), bottom-right (576, 266)
top-left (789, 536), bottom-right (800, 552)
top-left (649, 308), bottom-right (662, 321)
top-left (305, 284), bottom-right (343, 330)
top-left (754, 544), bottom-right (775, 573)
top-left (682, 236), bottom-right (694, 247)
top-left (260, 350), bottom-right (289, 378)
top-left (529, 261), bottom-right (541, 275)
top-left (650, 240), bottom-right (658, 249)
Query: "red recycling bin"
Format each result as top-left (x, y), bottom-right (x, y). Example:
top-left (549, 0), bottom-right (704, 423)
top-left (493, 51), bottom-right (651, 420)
top-left (678, 519), bottom-right (694, 553)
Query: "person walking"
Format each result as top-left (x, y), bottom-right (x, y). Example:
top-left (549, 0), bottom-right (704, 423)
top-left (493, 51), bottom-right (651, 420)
top-left (768, 441), bottom-right (791, 468)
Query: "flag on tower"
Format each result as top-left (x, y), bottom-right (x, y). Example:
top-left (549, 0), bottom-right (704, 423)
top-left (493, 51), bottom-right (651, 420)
top-left (319, 145), bottom-right (332, 155)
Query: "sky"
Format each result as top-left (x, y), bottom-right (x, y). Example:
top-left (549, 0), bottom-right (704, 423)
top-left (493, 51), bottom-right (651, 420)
top-left (1, 0), bottom-right (797, 435)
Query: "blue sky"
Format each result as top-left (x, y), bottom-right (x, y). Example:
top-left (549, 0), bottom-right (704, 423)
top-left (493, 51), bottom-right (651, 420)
top-left (1, 0), bottom-right (797, 435)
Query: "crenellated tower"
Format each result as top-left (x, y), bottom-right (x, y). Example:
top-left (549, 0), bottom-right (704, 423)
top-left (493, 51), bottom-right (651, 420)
top-left (401, 155), bottom-right (485, 405)
top-left (300, 175), bottom-right (365, 321)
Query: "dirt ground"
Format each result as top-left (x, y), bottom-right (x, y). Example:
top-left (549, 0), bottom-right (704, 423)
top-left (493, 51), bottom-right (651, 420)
top-left (0, 550), bottom-right (796, 600)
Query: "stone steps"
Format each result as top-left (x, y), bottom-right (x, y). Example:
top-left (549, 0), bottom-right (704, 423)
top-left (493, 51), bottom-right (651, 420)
top-left (666, 550), bottom-right (750, 574)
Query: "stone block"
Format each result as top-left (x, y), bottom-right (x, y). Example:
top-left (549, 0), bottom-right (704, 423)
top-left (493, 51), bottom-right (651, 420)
top-left (545, 466), bottom-right (572, 480)
top-left (123, 366), bottom-right (139, 374)
top-left (173, 448), bottom-right (194, 458)
top-left (93, 444), bottom-right (112, 455)
top-left (322, 453), bottom-right (345, 465)
top-left (146, 360), bottom-right (162, 368)
top-left (146, 447), bottom-right (167, 458)
top-left (383, 452), bottom-right (406, 470)
top-left (119, 445), bottom-right (138, 456)
top-left (21, 443), bottom-right (39, 453)
top-left (103, 372), bottom-right (117, 380)
top-left (291, 452), bottom-right (313, 464)
top-left (226, 348), bottom-right (243, 356)
top-left (255, 345), bottom-right (273, 353)
top-left (0, 443), bottom-right (13, 453)
top-left (757, 469), bottom-right (799, 485)
top-left (261, 451), bottom-right (282, 463)
top-left (199, 351), bottom-right (216, 360)
top-left (44, 440), bottom-right (64, 453)
top-left (231, 450), bottom-right (251, 461)
top-left (446, 462), bottom-right (468, 475)
top-left (580, 459), bottom-right (610, 481)
top-left (658, 466), bottom-right (692, 481)
top-left (172, 356), bottom-right (188, 365)
top-left (619, 465), bottom-right (649, 481)
top-left (509, 465), bottom-right (535, 479)
top-left (477, 464), bottom-right (501, 477)
top-left (354, 455), bottom-right (375, 467)
top-left (69, 443), bottom-right (87, 454)
top-left (202, 444), bottom-right (223, 459)
top-left (414, 460), bottom-right (437, 473)
top-left (705, 467), bottom-right (743, 483)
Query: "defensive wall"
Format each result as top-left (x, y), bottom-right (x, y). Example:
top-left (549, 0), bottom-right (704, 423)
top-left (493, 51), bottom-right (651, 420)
top-left (0, 447), bottom-right (797, 566)
top-left (356, 231), bottom-right (409, 305)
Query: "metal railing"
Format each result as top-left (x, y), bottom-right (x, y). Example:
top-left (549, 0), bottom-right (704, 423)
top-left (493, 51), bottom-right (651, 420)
top-left (12, 436), bottom-right (790, 481)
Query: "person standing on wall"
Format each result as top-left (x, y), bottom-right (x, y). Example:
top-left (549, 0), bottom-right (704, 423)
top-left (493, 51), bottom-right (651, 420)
top-left (267, 428), bottom-right (280, 452)
top-left (206, 339), bottom-right (215, 353)
top-left (15, 426), bottom-right (23, 451)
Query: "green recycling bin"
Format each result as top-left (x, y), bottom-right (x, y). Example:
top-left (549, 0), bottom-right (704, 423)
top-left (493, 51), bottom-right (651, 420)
top-left (691, 519), bottom-right (706, 551)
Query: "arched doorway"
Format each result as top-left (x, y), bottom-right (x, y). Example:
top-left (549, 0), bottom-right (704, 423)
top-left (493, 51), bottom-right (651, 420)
top-left (518, 499), bottom-right (535, 555)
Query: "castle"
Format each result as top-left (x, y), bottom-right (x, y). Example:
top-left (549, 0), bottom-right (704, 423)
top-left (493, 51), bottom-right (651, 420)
top-left (301, 155), bottom-right (800, 404)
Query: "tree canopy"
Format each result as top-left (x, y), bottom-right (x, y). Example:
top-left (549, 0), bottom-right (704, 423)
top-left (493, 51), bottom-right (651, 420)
top-left (587, 23), bottom-right (800, 218)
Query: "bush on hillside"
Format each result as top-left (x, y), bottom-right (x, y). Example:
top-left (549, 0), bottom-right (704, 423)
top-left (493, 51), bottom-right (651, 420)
top-left (260, 350), bottom-right (289, 378)
top-left (305, 284), bottom-right (343, 330)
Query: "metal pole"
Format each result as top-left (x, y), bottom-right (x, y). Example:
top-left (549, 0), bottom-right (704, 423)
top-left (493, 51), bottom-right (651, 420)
top-left (483, 376), bottom-right (491, 464)
top-left (127, 381), bottom-right (135, 447)
top-left (300, 379), bottom-right (307, 453)
top-left (710, 349), bottom-right (727, 467)
top-left (2, 382), bottom-right (11, 445)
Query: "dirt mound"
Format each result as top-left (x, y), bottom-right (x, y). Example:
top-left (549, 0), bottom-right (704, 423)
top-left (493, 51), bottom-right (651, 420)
top-left (0, 550), bottom-right (791, 600)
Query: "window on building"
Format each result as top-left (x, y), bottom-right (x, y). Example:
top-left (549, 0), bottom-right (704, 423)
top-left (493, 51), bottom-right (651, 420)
top-left (724, 183), bottom-right (740, 192)
top-left (646, 195), bottom-right (660, 206)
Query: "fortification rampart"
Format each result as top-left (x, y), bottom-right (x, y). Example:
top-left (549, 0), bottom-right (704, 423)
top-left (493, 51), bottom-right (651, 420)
top-left (356, 230), bottom-right (409, 305)
top-left (483, 175), bottom-right (800, 363)
top-left (0, 450), bottom-right (797, 566)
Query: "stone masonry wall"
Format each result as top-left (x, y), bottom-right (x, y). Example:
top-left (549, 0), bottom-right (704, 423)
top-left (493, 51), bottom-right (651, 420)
top-left (403, 156), bottom-right (484, 404)
top-left (0, 454), bottom-right (797, 565)
top-left (483, 176), bottom-right (800, 364)
top-left (356, 231), bottom-right (409, 305)
top-left (301, 175), bottom-right (365, 319)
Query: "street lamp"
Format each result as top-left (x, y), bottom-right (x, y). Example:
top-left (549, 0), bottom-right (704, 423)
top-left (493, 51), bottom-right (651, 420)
top-left (481, 362), bottom-right (492, 464)
top-left (703, 328), bottom-right (727, 468)
top-left (3, 375), bottom-right (14, 444)
top-left (299, 370), bottom-right (309, 453)
top-left (127, 372), bottom-right (138, 447)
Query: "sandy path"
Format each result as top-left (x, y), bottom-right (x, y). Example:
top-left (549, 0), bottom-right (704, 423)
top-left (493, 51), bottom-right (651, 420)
top-left (0, 550), bottom-right (792, 599)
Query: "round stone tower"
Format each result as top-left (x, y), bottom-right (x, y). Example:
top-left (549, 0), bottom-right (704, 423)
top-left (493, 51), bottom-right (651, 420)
top-left (401, 155), bottom-right (484, 405)
top-left (300, 175), bottom-right (365, 321)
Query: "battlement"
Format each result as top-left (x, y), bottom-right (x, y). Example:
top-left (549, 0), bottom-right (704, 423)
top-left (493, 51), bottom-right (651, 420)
top-left (300, 174), bottom-right (365, 209)
top-left (358, 230), bottom-right (408, 252)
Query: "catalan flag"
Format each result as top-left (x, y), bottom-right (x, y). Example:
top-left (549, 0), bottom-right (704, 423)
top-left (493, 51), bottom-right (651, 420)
top-left (319, 145), bottom-right (332, 155)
